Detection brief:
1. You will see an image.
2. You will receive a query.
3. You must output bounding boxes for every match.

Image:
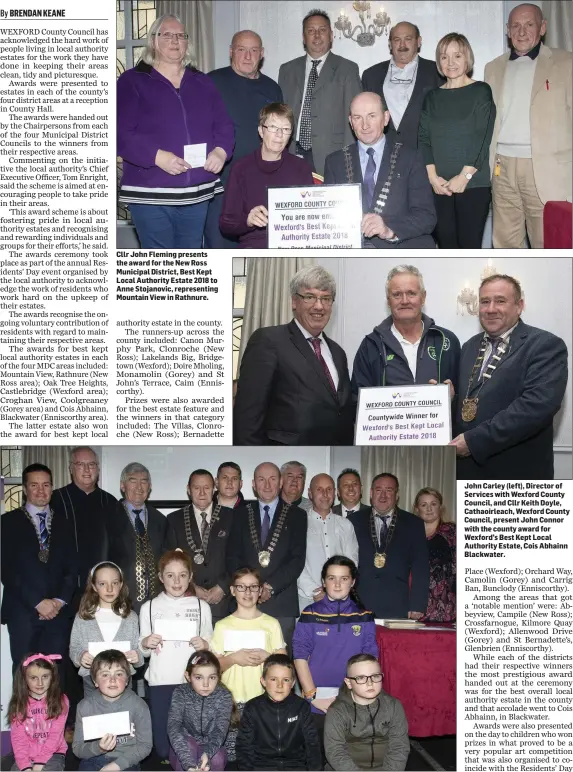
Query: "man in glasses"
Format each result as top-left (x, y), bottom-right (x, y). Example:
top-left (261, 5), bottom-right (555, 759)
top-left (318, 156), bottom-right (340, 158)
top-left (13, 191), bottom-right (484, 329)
top-left (234, 265), bottom-right (354, 445)
top-left (362, 21), bottom-right (444, 149)
top-left (325, 653), bottom-right (409, 770)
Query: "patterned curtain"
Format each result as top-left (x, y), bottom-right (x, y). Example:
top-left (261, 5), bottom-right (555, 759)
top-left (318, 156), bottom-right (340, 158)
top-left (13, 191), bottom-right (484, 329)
top-left (541, 1), bottom-right (572, 51)
top-left (22, 447), bottom-right (72, 491)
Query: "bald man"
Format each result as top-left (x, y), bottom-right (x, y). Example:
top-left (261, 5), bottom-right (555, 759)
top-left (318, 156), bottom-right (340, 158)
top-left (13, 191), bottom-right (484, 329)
top-left (324, 91), bottom-right (436, 249)
top-left (227, 462), bottom-right (307, 648)
top-left (297, 474), bottom-right (358, 612)
top-left (206, 30), bottom-right (283, 247)
top-left (485, 3), bottom-right (572, 248)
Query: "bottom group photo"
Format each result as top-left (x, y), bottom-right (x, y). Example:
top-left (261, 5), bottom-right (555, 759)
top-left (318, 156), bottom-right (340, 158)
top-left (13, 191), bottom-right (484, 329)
top-left (1, 445), bottom-right (456, 771)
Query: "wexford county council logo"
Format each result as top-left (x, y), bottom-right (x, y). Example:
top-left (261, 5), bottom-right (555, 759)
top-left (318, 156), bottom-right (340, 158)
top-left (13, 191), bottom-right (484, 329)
top-left (300, 189), bottom-right (326, 198)
top-left (392, 390), bottom-right (416, 399)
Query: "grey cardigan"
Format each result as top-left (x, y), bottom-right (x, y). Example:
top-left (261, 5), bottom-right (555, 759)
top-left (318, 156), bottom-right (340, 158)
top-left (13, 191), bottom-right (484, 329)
top-left (69, 610), bottom-right (143, 678)
top-left (168, 683), bottom-right (233, 767)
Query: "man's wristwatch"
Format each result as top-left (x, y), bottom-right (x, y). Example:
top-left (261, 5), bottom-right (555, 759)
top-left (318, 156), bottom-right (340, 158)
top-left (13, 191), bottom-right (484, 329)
top-left (464, 172), bottom-right (473, 180)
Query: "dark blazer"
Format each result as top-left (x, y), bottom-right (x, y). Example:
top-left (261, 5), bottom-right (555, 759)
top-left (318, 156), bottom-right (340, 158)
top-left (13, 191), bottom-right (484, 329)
top-left (278, 52), bottom-right (362, 176)
top-left (348, 506), bottom-right (429, 618)
top-left (107, 501), bottom-right (176, 613)
top-left (1, 507), bottom-right (77, 623)
top-left (332, 502), bottom-right (370, 517)
top-left (234, 319), bottom-right (354, 445)
top-left (455, 320), bottom-right (568, 480)
top-left (227, 499), bottom-right (307, 618)
top-left (361, 56), bottom-right (444, 148)
top-left (323, 139), bottom-right (436, 248)
top-left (167, 505), bottom-right (234, 618)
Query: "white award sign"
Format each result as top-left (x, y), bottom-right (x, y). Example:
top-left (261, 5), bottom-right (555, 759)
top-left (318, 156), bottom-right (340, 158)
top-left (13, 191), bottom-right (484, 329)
top-left (267, 184), bottom-right (362, 248)
top-left (355, 384), bottom-right (451, 445)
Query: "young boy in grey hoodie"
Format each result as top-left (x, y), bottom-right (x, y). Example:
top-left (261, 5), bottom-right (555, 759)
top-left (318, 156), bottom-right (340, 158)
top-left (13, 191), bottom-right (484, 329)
top-left (324, 653), bottom-right (409, 771)
top-left (73, 650), bottom-right (152, 771)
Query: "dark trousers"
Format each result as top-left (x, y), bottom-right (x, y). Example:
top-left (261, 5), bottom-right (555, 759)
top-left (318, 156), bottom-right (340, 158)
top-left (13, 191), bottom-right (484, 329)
top-left (204, 191), bottom-right (240, 248)
top-left (433, 186), bottom-right (491, 248)
top-left (149, 683), bottom-right (178, 760)
top-left (8, 613), bottom-right (70, 685)
top-left (276, 616), bottom-right (296, 653)
top-left (78, 757), bottom-right (140, 771)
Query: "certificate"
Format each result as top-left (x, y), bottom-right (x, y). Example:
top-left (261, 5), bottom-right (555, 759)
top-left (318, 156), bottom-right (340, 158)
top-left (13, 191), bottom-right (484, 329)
top-left (88, 641), bottom-right (130, 656)
top-left (154, 619), bottom-right (197, 641)
top-left (82, 711), bottom-right (131, 740)
top-left (267, 184), bottom-right (362, 249)
top-left (355, 384), bottom-right (451, 445)
top-left (316, 686), bottom-right (339, 699)
top-left (223, 629), bottom-right (266, 651)
top-left (184, 143), bottom-right (206, 167)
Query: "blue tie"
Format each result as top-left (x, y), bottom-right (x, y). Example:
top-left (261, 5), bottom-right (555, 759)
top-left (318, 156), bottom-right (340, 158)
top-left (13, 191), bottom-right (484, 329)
top-left (133, 509), bottom-right (145, 536)
top-left (364, 147), bottom-right (376, 209)
top-left (37, 512), bottom-right (48, 550)
top-left (261, 505), bottom-right (271, 546)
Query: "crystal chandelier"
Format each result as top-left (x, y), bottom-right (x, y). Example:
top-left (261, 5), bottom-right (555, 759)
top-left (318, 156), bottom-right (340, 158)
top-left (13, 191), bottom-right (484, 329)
top-left (335, 2), bottom-right (392, 47)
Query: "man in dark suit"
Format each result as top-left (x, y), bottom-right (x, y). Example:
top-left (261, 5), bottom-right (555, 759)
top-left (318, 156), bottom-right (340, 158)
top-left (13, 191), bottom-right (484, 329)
top-left (323, 92), bottom-right (436, 248)
top-left (452, 274), bottom-right (568, 480)
top-left (362, 21), bottom-right (444, 149)
top-left (107, 462), bottom-right (175, 613)
top-left (227, 462), bottom-right (307, 649)
top-left (349, 473), bottom-right (429, 619)
top-left (1, 464), bottom-right (77, 679)
top-left (279, 9), bottom-right (362, 176)
top-left (167, 468), bottom-right (234, 622)
top-left (332, 468), bottom-right (369, 517)
top-left (234, 265), bottom-right (354, 445)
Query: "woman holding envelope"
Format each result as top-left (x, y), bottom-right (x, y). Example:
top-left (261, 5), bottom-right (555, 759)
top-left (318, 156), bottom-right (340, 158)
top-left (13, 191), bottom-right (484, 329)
top-left (117, 13), bottom-right (234, 248)
top-left (139, 550), bottom-right (212, 764)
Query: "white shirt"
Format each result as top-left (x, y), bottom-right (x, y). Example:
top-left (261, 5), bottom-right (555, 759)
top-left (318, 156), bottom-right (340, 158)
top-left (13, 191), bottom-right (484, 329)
top-left (391, 323), bottom-right (422, 379)
top-left (294, 317), bottom-right (339, 390)
top-left (297, 510), bottom-right (359, 612)
top-left (373, 508), bottom-right (394, 544)
top-left (296, 51), bottom-right (330, 141)
top-left (95, 607), bottom-right (122, 642)
top-left (192, 502), bottom-right (213, 536)
top-left (358, 135), bottom-right (386, 185)
top-left (383, 55), bottom-right (419, 129)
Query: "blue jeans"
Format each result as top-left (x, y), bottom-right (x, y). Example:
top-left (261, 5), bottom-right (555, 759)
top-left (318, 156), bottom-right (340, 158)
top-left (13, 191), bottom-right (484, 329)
top-left (78, 756), bottom-right (140, 770)
top-left (129, 201), bottom-right (209, 249)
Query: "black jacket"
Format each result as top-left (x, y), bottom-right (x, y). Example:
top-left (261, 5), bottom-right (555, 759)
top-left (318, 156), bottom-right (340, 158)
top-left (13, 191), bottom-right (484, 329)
top-left (352, 313), bottom-right (460, 398)
top-left (227, 499), bottom-right (307, 617)
top-left (237, 692), bottom-right (322, 771)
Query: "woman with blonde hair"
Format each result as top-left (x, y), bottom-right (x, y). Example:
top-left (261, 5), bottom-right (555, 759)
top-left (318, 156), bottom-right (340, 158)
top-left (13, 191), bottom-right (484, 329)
top-left (413, 488), bottom-right (456, 622)
top-left (418, 33), bottom-right (495, 248)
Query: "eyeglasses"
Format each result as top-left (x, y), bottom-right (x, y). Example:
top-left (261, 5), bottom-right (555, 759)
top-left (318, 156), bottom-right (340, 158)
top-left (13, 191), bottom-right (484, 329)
top-left (233, 584), bottom-right (261, 593)
top-left (72, 462), bottom-right (98, 470)
top-left (389, 291), bottom-right (421, 300)
top-left (347, 673), bottom-right (383, 684)
top-left (155, 32), bottom-right (189, 41)
top-left (262, 124), bottom-right (293, 135)
top-left (295, 293), bottom-right (334, 306)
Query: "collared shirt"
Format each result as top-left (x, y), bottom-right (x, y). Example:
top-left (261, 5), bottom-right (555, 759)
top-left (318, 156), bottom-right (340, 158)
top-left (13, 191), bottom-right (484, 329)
top-left (296, 51), bottom-right (330, 141)
top-left (342, 504), bottom-right (361, 518)
top-left (509, 40), bottom-right (541, 60)
top-left (258, 497), bottom-right (280, 526)
top-left (294, 317), bottom-right (340, 390)
top-left (192, 502), bottom-right (213, 536)
top-left (391, 322), bottom-right (422, 379)
top-left (383, 55), bottom-right (419, 128)
top-left (124, 500), bottom-right (148, 528)
top-left (373, 508), bottom-right (394, 544)
top-left (479, 322), bottom-right (518, 378)
top-left (297, 509), bottom-right (359, 606)
top-left (358, 135), bottom-right (386, 186)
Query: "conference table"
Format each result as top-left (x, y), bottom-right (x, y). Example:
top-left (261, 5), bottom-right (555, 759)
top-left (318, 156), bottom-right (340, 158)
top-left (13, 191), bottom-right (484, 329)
top-left (376, 624), bottom-right (456, 737)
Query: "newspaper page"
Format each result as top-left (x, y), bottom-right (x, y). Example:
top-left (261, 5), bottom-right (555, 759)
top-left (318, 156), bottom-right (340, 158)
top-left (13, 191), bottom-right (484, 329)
top-left (0, 2), bottom-right (572, 772)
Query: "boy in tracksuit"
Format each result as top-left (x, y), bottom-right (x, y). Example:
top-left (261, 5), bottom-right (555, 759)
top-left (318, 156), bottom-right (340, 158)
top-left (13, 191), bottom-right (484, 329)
top-left (236, 654), bottom-right (322, 771)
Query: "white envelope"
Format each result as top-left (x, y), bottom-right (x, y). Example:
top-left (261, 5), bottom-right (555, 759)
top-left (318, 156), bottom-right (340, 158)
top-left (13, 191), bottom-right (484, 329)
top-left (223, 629), bottom-right (266, 651)
top-left (82, 710), bottom-right (131, 740)
top-left (316, 686), bottom-right (339, 700)
top-left (154, 618), bottom-right (197, 641)
top-left (184, 142), bottom-right (207, 167)
top-left (88, 641), bottom-right (130, 656)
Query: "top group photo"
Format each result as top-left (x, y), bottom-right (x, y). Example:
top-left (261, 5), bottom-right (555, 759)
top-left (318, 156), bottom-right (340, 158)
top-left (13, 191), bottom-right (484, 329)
top-left (116, 1), bottom-right (572, 251)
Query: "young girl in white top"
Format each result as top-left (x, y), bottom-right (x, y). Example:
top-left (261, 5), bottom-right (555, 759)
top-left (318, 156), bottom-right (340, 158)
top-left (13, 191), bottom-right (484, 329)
top-left (69, 561), bottom-right (143, 696)
top-left (139, 549), bottom-right (212, 762)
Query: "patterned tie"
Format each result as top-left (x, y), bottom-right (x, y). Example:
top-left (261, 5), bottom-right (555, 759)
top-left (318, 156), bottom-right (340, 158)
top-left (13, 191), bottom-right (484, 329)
top-left (364, 147), bottom-right (376, 210)
top-left (310, 337), bottom-right (337, 394)
top-left (200, 511), bottom-right (208, 539)
top-left (298, 59), bottom-right (321, 150)
top-left (37, 511), bottom-right (49, 550)
top-left (376, 513), bottom-right (389, 544)
top-left (479, 336), bottom-right (502, 379)
top-left (133, 509), bottom-right (146, 536)
top-left (261, 505), bottom-right (271, 546)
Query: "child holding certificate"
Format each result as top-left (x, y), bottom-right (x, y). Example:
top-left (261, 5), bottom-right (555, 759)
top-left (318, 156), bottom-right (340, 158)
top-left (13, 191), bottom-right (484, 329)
top-left (5, 653), bottom-right (68, 772)
top-left (70, 562), bottom-right (143, 696)
top-left (139, 550), bottom-right (212, 763)
top-left (167, 651), bottom-right (238, 771)
top-left (73, 650), bottom-right (152, 771)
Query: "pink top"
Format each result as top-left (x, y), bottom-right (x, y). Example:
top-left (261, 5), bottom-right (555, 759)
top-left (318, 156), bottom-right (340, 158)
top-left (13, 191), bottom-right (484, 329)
top-left (11, 694), bottom-right (69, 770)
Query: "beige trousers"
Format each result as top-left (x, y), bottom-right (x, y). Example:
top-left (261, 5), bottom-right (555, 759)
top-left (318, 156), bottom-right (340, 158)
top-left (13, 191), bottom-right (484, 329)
top-left (492, 155), bottom-right (544, 249)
